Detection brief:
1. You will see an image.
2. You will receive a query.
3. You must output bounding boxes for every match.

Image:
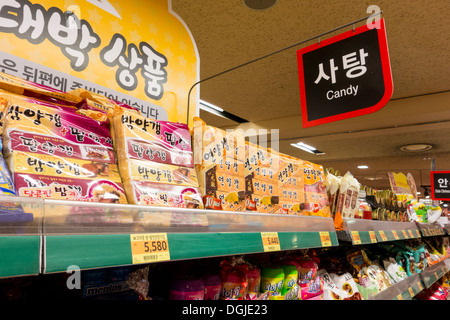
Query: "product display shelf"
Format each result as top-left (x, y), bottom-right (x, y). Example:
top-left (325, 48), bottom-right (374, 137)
top-left (417, 222), bottom-right (446, 237)
top-left (419, 257), bottom-right (450, 289)
top-left (370, 272), bottom-right (423, 300)
top-left (0, 195), bottom-right (43, 278)
top-left (0, 197), bottom-right (340, 274)
top-left (338, 218), bottom-right (420, 245)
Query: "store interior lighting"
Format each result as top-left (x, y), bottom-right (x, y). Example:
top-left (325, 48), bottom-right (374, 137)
top-left (291, 142), bottom-right (325, 155)
top-left (199, 100), bottom-right (249, 123)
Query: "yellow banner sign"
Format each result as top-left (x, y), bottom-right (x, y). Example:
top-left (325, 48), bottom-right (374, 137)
top-left (0, 0), bottom-right (199, 125)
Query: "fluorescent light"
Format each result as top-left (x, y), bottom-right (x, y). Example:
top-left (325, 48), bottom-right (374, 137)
top-left (416, 192), bottom-right (421, 195)
top-left (291, 142), bottom-right (324, 155)
top-left (444, 203), bottom-right (448, 207)
top-left (357, 165), bottom-right (369, 169)
top-left (199, 100), bottom-right (223, 112)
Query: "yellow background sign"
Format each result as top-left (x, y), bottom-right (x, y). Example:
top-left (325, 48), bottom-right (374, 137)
top-left (0, 0), bottom-right (199, 125)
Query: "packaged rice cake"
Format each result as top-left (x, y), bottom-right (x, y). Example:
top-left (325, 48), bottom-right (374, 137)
top-left (244, 142), bottom-right (280, 213)
top-left (303, 160), bottom-right (330, 217)
top-left (1, 92), bottom-right (127, 204)
top-left (193, 118), bottom-right (245, 211)
top-left (0, 71), bottom-right (81, 106)
top-left (114, 108), bottom-right (202, 208)
top-left (277, 153), bottom-right (305, 214)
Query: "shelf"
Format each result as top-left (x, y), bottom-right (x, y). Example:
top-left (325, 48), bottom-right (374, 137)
top-left (419, 258), bottom-right (450, 288)
top-left (0, 196), bottom-right (43, 278)
top-left (370, 273), bottom-right (423, 300)
top-left (417, 222), bottom-right (446, 237)
top-left (339, 218), bottom-right (421, 245)
top-left (0, 196), bottom-right (338, 275)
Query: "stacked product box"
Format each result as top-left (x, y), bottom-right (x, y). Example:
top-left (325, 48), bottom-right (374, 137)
top-left (244, 141), bottom-right (280, 213)
top-left (303, 160), bottom-right (331, 217)
top-left (277, 153), bottom-right (305, 214)
top-left (113, 108), bottom-right (203, 209)
top-left (0, 90), bottom-right (128, 204)
top-left (193, 118), bottom-right (246, 211)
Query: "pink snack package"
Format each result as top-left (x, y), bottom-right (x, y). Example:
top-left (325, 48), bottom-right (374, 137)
top-left (297, 257), bottom-right (324, 300)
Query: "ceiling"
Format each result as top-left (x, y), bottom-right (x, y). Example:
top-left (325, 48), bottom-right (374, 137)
top-left (171, 0), bottom-right (450, 198)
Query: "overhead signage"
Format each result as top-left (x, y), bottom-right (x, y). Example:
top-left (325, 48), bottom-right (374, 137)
top-left (0, 0), bottom-right (199, 125)
top-left (388, 172), bottom-right (412, 196)
top-left (431, 171), bottom-right (450, 201)
top-left (297, 18), bottom-right (393, 128)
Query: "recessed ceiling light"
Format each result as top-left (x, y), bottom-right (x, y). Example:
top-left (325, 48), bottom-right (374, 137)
top-left (291, 142), bottom-right (324, 155)
top-left (243, 0), bottom-right (277, 10)
top-left (400, 144), bottom-right (432, 152)
top-left (357, 165), bottom-right (369, 169)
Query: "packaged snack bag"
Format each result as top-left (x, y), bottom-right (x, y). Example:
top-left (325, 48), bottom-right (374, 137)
top-left (297, 257), bottom-right (324, 299)
top-left (335, 171), bottom-right (360, 219)
top-left (244, 265), bottom-right (261, 300)
top-left (303, 160), bottom-right (330, 217)
top-left (113, 108), bottom-right (203, 208)
top-left (193, 118), bottom-right (245, 211)
top-left (260, 266), bottom-right (285, 300)
top-left (0, 138), bottom-right (16, 196)
top-left (2, 93), bottom-right (127, 203)
top-left (244, 142), bottom-right (280, 213)
top-left (0, 72), bottom-right (82, 106)
top-left (281, 264), bottom-right (298, 296)
top-left (203, 274), bottom-right (221, 300)
top-left (219, 260), bottom-right (247, 300)
top-left (169, 278), bottom-right (204, 300)
top-left (325, 172), bottom-right (341, 218)
top-left (319, 269), bottom-right (348, 300)
top-left (330, 272), bottom-right (363, 300)
top-left (382, 257), bottom-right (408, 283)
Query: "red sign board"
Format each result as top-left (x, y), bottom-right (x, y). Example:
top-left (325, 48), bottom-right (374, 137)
top-left (431, 171), bottom-right (450, 201)
top-left (297, 19), bottom-right (393, 128)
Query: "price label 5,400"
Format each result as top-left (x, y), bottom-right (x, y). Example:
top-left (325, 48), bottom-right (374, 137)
top-left (130, 233), bottom-right (170, 264)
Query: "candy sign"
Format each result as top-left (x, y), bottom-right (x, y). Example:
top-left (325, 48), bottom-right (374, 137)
top-left (0, 0), bottom-right (199, 124)
top-left (297, 18), bottom-right (393, 128)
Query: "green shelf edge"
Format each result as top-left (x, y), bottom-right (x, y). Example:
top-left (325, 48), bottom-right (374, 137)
top-left (44, 231), bottom-right (339, 273)
top-left (0, 235), bottom-right (41, 278)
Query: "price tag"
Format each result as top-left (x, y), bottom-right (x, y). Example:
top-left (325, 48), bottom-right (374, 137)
top-left (397, 294), bottom-right (403, 300)
top-left (261, 232), bottom-right (281, 252)
top-left (417, 282), bottom-right (423, 291)
top-left (351, 231), bottom-right (361, 244)
top-left (378, 230), bottom-right (388, 242)
top-left (319, 232), bottom-right (332, 247)
top-left (408, 287), bottom-right (414, 297)
top-left (369, 231), bottom-right (377, 243)
top-left (408, 230), bottom-right (414, 238)
top-left (402, 230), bottom-right (408, 239)
top-left (415, 229), bottom-right (421, 237)
top-left (392, 230), bottom-right (399, 240)
top-left (130, 233), bottom-right (170, 264)
top-left (434, 272), bottom-right (439, 279)
top-left (423, 229), bottom-right (428, 236)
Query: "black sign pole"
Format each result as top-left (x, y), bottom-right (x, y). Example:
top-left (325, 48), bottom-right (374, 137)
top-left (186, 12), bottom-right (383, 126)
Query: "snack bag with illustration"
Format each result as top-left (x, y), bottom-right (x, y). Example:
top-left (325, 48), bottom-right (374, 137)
top-left (260, 266), bottom-right (285, 300)
top-left (330, 272), bottom-right (364, 300)
top-left (303, 160), bottom-right (330, 217)
top-left (244, 142), bottom-right (280, 213)
top-left (277, 153), bottom-right (305, 215)
top-left (113, 108), bottom-right (203, 208)
top-left (193, 118), bottom-right (245, 211)
top-left (219, 259), bottom-right (248, 300)
top-left (1, 92), bottom-right (127, 204)
top-left (297, 256), bottom-right (324, 299)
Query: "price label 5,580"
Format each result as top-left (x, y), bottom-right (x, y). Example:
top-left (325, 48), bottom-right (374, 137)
top-left (130, 233), bottom-right (170, 264)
